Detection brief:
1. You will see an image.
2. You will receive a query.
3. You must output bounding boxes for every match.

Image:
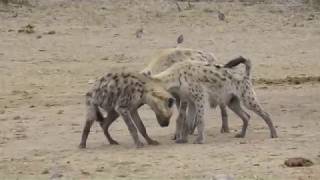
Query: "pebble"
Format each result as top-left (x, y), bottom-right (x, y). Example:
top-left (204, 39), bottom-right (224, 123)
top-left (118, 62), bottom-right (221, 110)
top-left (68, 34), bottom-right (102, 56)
top-left (57, 110), bottom-right (64, 114)
top-left (80, 169), bottom-right (90, 175)
top-left (13, 115), bottom-right (21, 120)
top-left (41, 169), bottom-right (49, 174)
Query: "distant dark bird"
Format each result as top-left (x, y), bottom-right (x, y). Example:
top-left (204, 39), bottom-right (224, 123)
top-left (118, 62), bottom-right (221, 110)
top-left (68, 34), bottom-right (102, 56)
top-left (177, 34), bottom-right (184, 44)
top-left (135, 28), bottom-right (143, 38)
top-left (218, 11), bottom-right (225, 21)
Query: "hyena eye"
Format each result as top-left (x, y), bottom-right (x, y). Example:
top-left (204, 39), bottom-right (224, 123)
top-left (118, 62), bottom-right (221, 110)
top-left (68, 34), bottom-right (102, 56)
top-left (167, 98), bottom-right (174, 108)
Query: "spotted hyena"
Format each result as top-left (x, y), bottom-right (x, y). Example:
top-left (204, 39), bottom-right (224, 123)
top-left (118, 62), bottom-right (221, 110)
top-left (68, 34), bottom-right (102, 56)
top-left (152, 57), bottom-right (278, 143)
top-left (141, 48), bottom-right (232, 135)
top-left (79, 71), bottom-right (175, 148)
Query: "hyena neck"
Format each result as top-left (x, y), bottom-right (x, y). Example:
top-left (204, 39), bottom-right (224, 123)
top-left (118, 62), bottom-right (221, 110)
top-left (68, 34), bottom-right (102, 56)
top-left (152, 70), bottom-right (181, 90)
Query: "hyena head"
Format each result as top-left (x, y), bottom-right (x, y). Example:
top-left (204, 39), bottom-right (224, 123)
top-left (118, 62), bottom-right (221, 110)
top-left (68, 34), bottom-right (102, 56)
top-left (144, 83), bottom-right (175, 127)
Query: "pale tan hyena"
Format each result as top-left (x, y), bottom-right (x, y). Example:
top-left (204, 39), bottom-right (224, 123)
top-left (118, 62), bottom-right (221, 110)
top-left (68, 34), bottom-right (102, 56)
top-left (79, 71), bottom-right (175, 148)
top-left (152, 57), bottom-right (278, 143)
top-left (141, 48), bottom-right (232, 135)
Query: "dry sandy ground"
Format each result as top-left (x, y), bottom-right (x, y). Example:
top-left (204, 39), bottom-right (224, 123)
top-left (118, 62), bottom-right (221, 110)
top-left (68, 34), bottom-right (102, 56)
top-left (0, 0), bottom-right (320, 179)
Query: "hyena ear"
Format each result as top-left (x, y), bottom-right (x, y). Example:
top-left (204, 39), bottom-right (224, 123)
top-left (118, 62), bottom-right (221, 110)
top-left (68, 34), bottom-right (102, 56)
top-left (142, 71), bottom-right (151, 77)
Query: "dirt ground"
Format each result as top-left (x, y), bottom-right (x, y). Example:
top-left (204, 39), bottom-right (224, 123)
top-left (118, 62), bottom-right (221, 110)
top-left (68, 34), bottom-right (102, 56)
top-left (0, 0), bottom-right (320, 179)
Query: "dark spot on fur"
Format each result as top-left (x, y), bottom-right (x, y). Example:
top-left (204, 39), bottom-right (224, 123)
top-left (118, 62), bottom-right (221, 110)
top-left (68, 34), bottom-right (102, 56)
top-left (210, 78), bottom-right (217, 83)
top-left (114, 79), bottom-right (119, 85)
top-left (214, 72), bottom-right (226, 81)
top-left (135, 82), bottom-right (142, 87)
top-left (124, 79), bottom-right (128, 84)
top-left (113, 74), bottom-right (118, 80)
top-left (137, 88), bottom-right (144, 93)
top-left (106, 73), bottom-right (112, 77)
top-left (215, 65), bottom-right (221, 69)
top-left (203, 76), bottom-right (210, 82)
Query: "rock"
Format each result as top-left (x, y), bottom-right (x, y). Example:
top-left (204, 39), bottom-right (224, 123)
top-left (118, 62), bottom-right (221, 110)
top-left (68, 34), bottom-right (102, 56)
top-left (135, 28), bottom-right (143, 38)
top-left (57, 110), bottom-right (64, 114)
top-left (284, 157), bottom-right (313, 167)
top-left (177, 34), bottom-right (184, 44)
top-left (96, 166), bottom-right (104, 172)
top-left (80, 169), bottom-right (90, 175)
top-left (47, 30), bottom-right (56, 35)
top-left (307, 14), bottom-right (315, 21)
top-left (41, 169), bottom-right (49, 174)
top-left (218, 11), bottom-right (225, 21)
top-left (101, 56), bottom-right (109, 61)
top-left (18, 24), bottom-right (35, 34)
top-left (13, 116), bottom-right (21, 120)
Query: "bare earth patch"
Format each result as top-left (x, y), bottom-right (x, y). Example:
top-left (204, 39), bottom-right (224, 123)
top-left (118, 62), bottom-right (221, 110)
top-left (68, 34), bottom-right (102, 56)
top-left (0, 0), bottom-right (320, 179)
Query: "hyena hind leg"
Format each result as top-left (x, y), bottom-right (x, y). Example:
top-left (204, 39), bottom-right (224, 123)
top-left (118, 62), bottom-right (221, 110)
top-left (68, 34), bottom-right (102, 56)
top-left (243, 91), bottom-right (278, 138)
top-left (99, 109), bottom-right (120, 145)
top-left (227, 97), bottom-right (250, 138)
top-left (193, 99), bottom-right (205, 144)
top-left (79, 106), bottom-right (97, 149)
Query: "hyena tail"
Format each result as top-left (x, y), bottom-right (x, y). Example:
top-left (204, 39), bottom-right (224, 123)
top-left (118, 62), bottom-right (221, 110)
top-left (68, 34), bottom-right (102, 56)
top-left (223, 56), bottom-right (251, 78)
top-left (86, 92), bottom-right (107, 119)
